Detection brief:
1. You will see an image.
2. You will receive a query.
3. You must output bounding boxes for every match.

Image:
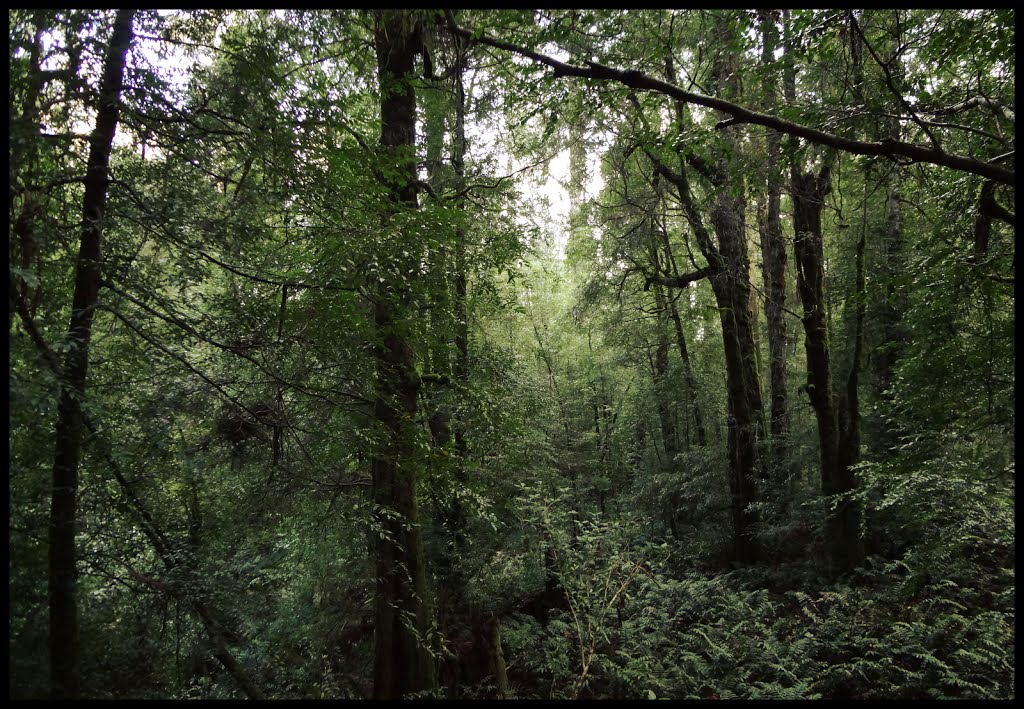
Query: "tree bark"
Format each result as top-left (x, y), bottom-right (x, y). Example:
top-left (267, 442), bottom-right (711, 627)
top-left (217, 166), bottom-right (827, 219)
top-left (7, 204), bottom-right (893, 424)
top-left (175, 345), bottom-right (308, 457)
top-left (757, 11), bottom-right (791, 472)
top-left (433, 28), bottom-right (473, 696)
top-left (868, 12), bottom-right (909, 458)
top-left (707, 16), bottom-right (765, 564)
top-left (643, 28), bottom-right (766, 563)
top-left (791, 163), bottom-right (861, 572)
top-left (371, 10), bottom-right (436, 699)
top-left (9, 15), bottom-right (47, 332)
top-left (489, 615), bottom-right (510, 699)
top-left (48, 9), bottom-right (134, 698)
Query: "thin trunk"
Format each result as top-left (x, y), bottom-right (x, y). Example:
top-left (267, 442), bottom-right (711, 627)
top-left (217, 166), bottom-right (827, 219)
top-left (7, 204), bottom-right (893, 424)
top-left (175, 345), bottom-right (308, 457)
top-left (270, 284), bottom-right (287, 480)
top-left (438, 30), bottom-right (472, 696)
top-left (658, 222), bottom-right (707, 447)
top-left (651, 282), bottom-right (681, 539)
top-left (666, 295), bottom-right (706, 446)
top-left (651, 282), bottom-right (678, 467)
top-left (451, 26), bottom-right (470, 549)
top-left (871, 14), bottom-right (908, 457)
top-left (531, 318), bottom-right (580, 544)
top-left (48, 10), bottom-right (134, 698)
top-left (489, 615), bottom-right (510, 699)
top-left (20, 301), bottom-right (265, 699)
top-left (837, 209), bottom-right (866, 532)
top-left (371, 11), bottom-right (435, 698)
top-left (424, 38), bottom-right (452, 451)
top-left (10, 17), bottom-right (45, 331)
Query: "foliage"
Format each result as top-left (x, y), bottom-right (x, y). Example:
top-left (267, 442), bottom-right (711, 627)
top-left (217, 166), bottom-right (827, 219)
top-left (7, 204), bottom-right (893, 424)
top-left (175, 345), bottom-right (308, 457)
top-left (9, 8), bottom-right (1013, 701)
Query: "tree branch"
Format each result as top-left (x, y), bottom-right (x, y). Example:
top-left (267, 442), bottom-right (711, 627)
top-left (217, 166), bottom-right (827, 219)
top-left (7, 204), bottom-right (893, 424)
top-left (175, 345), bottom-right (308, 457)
top-left (446, 18), bottom-right (1014, 186)
top-left (848, 11), bottom-right (941, 150)
top-left (643, 268), bottom-right (708, 292)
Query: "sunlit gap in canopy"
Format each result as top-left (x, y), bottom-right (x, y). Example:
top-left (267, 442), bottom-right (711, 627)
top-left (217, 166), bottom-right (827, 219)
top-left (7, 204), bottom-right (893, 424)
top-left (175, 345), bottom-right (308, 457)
top-left (131, 11), bottom-right (613, 262)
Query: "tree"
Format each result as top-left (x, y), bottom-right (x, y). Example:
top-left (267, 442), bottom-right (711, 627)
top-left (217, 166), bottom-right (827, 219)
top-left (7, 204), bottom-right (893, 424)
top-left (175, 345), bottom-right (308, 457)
top-left (368, 9), bottom-right (437, 698)
top-left (8, 8), bottom-right (1014, 701)
top-left (45, 10), bottom-right (135, 697)
top-left (754, 10), bottom-right (791, 482)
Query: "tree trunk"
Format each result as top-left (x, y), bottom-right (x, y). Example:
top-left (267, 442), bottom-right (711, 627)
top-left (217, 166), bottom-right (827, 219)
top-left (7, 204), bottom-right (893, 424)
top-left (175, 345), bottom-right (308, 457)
top-left (10, 16), bottom-right (46, 332)
top-left (489, 615), bottom-right (510, 699)
top-left (48, 10), bottom-right (134, 698)
top-left (791, 163), bottom-right (861, 572)
top-left (666, 292), bottom-right (706, 447)
top-left (868, 12), bottom-right (908, 458)
top-left (371, 11), bottom-right (436, 699)
top-left (270, 284), bottom-right (287, 480)
top-left (711, 16), bottom-right (764, 565)
top-left (757, 11), bottom-right (791, 476)
top-left (657, 219), bottom-right (707, 448)
top-left (658, 22), bottom-right (765, 564)
top-left (435, 29), bottom-right (472, 696)
top-left (651, 282), bottom-right (678, 467)
top-left (709, 199), bottom-right (765, 566)
top-left (450, 24), bottom-right (471, 567)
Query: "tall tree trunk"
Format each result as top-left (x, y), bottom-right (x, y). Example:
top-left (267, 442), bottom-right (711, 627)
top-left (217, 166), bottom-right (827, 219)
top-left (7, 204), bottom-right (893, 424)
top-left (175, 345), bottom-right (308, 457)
top-left (48, 10), bottom-right (134, 698)
top-left (837, 210), bottom-right (866, 523)
top-left (371, 11), bottom-right (436, 699)
top-left (757, 10), bottom-right (791, 476)
top-left (651, 280), bottom-right (683, 539)
top-left (450, 26), bottom-right (471, 565)
top-left (656, 19), bottom-right (765, 564)
top-left (709, 15), bottom-right (765, 564)
top-left (791, 162), bottom-right (862, 572)
top-left (648, 148), bottom-right (764, 562)
top-left (710, 201), bottom-right (765, 566)
top-left (866, 10), bottom-right (908, 458)
top-left (10, 15), bottom-right (46, 332)
top-left (666, 290), bottom-right (706, 447)
top-left (435, 29), bottom-right (472, 696)
top-left (423, 33), bottom-right (453, 452)
top-left (270, 284), bottom-right (287, 480)
top-left (783, 9), bottom-right (861, 573)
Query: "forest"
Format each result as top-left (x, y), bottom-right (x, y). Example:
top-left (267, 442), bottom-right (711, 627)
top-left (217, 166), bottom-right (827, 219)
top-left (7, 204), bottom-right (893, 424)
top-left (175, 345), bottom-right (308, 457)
top-left (8, 9), bottom-right (1014, 700)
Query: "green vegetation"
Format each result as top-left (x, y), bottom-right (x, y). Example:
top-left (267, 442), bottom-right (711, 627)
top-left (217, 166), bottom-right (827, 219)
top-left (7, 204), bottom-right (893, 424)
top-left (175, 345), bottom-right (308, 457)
top-left (9, 9), bottom-right (1014, 699)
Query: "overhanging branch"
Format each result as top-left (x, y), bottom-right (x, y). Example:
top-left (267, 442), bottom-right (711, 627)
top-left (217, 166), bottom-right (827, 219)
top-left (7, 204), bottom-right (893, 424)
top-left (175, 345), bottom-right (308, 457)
top-left (446, 18), bottom-right (1014, 187)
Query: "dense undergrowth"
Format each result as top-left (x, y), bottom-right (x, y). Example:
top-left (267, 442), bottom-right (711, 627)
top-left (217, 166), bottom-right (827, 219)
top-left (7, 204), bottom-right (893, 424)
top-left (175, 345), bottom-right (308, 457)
top-left (490, 475), bottom-right (1015, 700)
